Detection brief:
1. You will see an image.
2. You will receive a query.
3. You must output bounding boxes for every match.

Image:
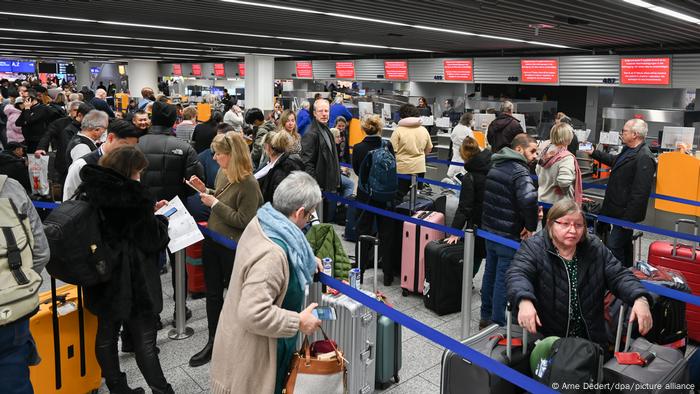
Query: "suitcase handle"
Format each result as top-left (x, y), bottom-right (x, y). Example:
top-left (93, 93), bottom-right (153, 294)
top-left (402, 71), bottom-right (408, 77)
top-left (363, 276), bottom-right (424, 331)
top-left (358, 235), bottom-right (379, 294)
top-left (505, 302), bottom-right (528, 361)
top-left (614, 304), bottom-right (634, 353)
top-left (672, 219), bottom-right (698, 261)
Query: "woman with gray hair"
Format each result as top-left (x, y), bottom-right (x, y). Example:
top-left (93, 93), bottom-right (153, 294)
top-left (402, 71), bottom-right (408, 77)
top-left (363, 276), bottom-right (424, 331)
top-left (210, 171), bottom-right (324, 394)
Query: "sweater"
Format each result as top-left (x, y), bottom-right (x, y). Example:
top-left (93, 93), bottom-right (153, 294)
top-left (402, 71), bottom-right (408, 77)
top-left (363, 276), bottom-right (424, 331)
top-left (207, 171), bottom-right (263, 242)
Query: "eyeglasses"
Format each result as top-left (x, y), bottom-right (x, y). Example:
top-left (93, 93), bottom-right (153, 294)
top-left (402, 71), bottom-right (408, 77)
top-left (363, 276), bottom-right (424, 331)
top-left (553, 220), bottom-right (585, 230)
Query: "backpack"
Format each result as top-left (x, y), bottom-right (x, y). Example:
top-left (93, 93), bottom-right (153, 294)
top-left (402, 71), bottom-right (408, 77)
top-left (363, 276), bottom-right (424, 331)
top-left (43, 198), bottom-right (111, 287)
top-left (0, 175), bottom-right (42, 325)
top-left (358, 140), bottom-right (397, 203)
top-left (534, 337), bottom-right (604, 392)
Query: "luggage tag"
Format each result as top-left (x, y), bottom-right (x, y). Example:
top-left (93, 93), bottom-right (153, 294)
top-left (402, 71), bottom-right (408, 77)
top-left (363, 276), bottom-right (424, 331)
top-left (614, 351), bottom-right (656, 366)
top-left (490, 335), bottom-right (523, 347)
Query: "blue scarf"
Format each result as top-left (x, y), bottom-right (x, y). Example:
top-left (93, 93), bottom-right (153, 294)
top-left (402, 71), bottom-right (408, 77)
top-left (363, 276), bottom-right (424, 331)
top-left (257, 203), bottom-right (316, 291)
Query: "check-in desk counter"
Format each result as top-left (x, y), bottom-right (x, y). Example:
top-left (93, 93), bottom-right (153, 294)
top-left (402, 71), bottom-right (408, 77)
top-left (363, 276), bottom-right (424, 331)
top-left (655, 152), bottom-right (700, 217)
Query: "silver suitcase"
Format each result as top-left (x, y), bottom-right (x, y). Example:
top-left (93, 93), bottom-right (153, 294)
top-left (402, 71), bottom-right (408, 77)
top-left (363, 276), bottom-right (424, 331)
top-left (307, 281), bottom-right (377, 394)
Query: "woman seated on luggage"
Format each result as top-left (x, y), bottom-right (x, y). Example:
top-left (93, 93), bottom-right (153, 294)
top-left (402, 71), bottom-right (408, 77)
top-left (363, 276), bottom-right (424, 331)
top-left (506, 199), bottom-right (653, 351)
top-left (80, 145), bottom-right (173, 394)
top-left (257, 130), bottom-right (304, 203)
top-left (187, 132), bottom-right (264, 367)
top-left (210, 171), bottom-right (324, 394)
top-left (445, 136), bottom-right (491, 278)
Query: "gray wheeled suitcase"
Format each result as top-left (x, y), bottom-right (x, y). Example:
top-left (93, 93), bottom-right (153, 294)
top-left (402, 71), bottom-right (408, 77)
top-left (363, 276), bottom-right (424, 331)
top-left (440, 306), bottom-right (534, 394)
top-left (603, 304), bottom-right (689, 393)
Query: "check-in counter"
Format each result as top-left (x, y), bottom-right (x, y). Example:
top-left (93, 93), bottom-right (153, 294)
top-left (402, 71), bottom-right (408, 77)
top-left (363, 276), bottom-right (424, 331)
top-left (655, 151), bottom-right (700, 217)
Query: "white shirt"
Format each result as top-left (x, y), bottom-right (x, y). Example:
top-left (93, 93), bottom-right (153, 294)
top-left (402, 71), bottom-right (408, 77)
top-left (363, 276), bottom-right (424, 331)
top-left (254, 155), bottom-right (280, 180)
top-left (63, 146), bottom-right (103, 201)
top-left (448, 124), bottom-right (474, 178)
top-left (69, 132), bottom-right (100, 162)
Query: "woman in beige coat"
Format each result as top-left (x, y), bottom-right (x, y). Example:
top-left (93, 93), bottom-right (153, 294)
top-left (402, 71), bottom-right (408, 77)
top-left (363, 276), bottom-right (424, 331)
top-left (210, 171), bottom-right (323, 394)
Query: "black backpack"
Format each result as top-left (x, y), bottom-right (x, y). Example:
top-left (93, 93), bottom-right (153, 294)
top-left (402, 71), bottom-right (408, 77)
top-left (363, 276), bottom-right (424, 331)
top-left (43, 199), bottom-right (111, 286)
top-left (536, 337), bottom-right (604, 393)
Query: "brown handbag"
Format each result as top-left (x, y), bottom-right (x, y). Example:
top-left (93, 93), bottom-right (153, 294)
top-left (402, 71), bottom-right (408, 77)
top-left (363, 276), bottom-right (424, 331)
top-left (282, 328), bottom-right (347, 394)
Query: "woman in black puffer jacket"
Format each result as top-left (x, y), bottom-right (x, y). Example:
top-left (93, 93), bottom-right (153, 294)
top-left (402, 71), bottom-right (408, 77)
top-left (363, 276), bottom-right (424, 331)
top-left (79, 145), bottom-right (173, 394)
top-left (506, 199), bottom-right (653, 351)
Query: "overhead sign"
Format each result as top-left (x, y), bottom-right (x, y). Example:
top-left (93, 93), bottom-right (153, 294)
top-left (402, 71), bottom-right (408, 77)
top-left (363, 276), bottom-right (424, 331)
top-left (90, 67), bottom-right (101, 74)
top-left (620, 57), bottom-right (670, 85)
top-left (238, 63), bottom-right (245, 77)
top-left (0, 60), bottom-right (11, 72)
top-left (335, 62), bottom-right (355, 79)
top-left (521, 59), bottom-right (559, 83)
top-left (214, 63), bottom-right (225, 77)
top-left (191, 64), bottom-right (202, 76)
top-left (384, 61), bottom-right (408, 80)
top-left (443, 60), bottom-right (473, 81)
top-left (172, 64), bottom-right (182, 76)
top-left (296, 61), bottom-right (313, 78)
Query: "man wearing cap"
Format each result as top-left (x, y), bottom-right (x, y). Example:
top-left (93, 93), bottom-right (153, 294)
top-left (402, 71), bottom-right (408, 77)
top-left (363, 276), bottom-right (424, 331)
top-left (0, 141), bottom-right (31, 193)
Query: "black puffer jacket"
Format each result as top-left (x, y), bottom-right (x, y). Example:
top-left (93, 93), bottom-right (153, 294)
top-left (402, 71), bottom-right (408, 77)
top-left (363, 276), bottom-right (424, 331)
top-left (79, 164), bottom-right (169, 320)
top-left (452, 149), bottom-right (492, 230)
top-left (0, 151), bottom-right (30, 193)
top-left (591, 143), bottom-right (656, 223)
top-left (506, 231), bottom-right (652, 349)
top-left (138, 125), bottom-right (204, 201)
top-left (16, 103), bottom-right (60, 146)
top-left (258, 152), bottom-right (304, 203)
top-left (481, 148), bottom-right (538, 240)
top-left (487, 113), bottom-right (524, 153)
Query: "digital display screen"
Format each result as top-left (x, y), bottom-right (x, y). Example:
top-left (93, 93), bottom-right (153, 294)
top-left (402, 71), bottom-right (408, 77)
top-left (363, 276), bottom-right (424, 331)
top-left (12, 61), bottom-right (35, 73)
top-left (214, 63), bottom-right (225, 77)
top-left (38, 63), bottom-right (58, 73)
top-left (0, 60), bottom-right (12, 72)
top-left (172, 64), bottom-right (181, 76)
top-left (191, 64), bottom-right (202, 76)
top-left (90, 67), bottom-right (101, 74)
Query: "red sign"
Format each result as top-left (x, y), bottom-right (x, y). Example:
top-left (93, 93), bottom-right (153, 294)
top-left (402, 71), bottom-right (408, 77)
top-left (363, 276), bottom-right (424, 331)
top-left (172, 64), bottom-right (181, 76)
top-left (335, 62), bottom-right (355, 79)
top-left (443, 60), bottom-right (473, 81)
top-left (296, 61), bottom-right (313, 78)
top-left (521, 59), bottom-right (559, 83)
top-left (384, 61), bottom-right (408, 80)
top-left (214, 63), bottom-right (225, 77)
top-left (238, 63), bottom-right (246, 77)
top-left (191, 64), bottom-right (201, 76)
top-left (620, 57), bottom-right (670, 85)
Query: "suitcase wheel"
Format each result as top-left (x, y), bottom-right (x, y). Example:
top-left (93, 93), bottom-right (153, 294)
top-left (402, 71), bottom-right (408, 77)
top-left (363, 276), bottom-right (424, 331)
top-left (394, 374), bottom-right (400, 383)
top-left (402, 288), bottom-right (409, 297)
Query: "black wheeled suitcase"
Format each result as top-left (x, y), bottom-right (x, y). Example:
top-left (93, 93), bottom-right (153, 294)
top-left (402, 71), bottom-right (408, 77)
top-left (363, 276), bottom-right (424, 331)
top-left (423, 239), bottom-right (463, 315)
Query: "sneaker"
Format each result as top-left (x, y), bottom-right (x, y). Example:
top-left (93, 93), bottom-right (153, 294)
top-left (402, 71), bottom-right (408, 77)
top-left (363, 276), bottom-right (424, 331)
top-left (478, 319), bottom-right (493, 330)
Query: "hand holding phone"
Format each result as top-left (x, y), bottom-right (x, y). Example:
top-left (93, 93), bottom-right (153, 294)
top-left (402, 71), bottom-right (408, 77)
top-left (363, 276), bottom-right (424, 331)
top-left (312, 306), bottom-right (337, 321)
top-left (185, 177), bottom-right (205, 193)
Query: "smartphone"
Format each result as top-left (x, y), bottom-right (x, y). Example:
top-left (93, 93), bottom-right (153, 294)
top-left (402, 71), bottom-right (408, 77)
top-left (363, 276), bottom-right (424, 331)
top-left (184, 179), bottom-right (202, 193)
top-left (163, 207), bottom-right (178, 218)
top-left (312, 306), bottom-right (337, 321)
top-left (579, 141), bottom-right (593, 151)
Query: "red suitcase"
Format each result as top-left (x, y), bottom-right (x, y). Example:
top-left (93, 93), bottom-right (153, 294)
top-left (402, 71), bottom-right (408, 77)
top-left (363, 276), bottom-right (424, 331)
top-left (185, 222), bottom-right (207, 295)
top-left (401, 211), bottom-right (445, 296)
top-left (648, 219), bottom-right (700, 341)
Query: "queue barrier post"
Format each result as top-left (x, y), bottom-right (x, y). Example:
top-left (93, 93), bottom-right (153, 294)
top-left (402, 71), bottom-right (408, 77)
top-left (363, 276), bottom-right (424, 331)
top-left (461, 229), bottom-right (476, 340)
top-left (410, 174), bottom-right (417, 211)
top-left (168, 249), bottom-right (194, 340)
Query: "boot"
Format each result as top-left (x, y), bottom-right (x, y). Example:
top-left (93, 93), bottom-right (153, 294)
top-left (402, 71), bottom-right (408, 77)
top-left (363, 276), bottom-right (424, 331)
top-left (150, 384), bottom-right (175, 394)
top-left (189, 336), bottom-right (214, 367)
top-left (106, 373), bottom-right (145, 394)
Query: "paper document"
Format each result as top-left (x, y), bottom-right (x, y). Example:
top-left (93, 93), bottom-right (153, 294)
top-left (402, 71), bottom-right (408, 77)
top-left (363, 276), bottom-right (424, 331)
top-left (358, 101), bottom-right (373, 119)
top-left (435, 117), bottom-right (451, 128)
top-left (574, 129), bottom-right (591, 142)
top-left (420, 116), bottom-right (434, 126)
top-left (155, 196), bottom-right (204, 253)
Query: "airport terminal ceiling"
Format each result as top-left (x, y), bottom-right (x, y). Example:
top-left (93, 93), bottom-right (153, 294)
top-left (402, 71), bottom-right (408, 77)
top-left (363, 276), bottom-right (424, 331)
top-left (0, 0), bottom-right (700, 61)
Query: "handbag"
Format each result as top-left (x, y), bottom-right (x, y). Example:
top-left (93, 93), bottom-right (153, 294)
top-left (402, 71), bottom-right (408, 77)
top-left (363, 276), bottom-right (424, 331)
top-left (283, 328), bottom-right (346, 394)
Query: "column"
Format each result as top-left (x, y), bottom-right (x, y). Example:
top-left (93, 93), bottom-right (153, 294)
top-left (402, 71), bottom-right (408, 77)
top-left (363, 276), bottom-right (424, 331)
top-left (244, 55), bottom-right (275, 111)
top-left (75, 61), bottom-right (91, 90)
top-left (127, 60), bottom-right (159, 97)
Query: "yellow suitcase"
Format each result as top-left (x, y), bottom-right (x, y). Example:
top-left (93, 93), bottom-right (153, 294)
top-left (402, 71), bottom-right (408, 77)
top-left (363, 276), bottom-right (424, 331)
top-left (29, 282), bottom-right (101, 393)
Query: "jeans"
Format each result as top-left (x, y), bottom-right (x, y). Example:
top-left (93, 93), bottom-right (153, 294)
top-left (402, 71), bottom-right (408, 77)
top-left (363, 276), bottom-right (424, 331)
top-left (96, 314), bottom-right (169, 391)
top-left (481, 240), bottom-right (516, 326)
top-left (326, 174), bottom-right (355, 223)
top-left (0, 318), bottom-right (39, 394)
top-left (202, 238), bottom-right (236, 336)
top-left (607, 225), bottom-right (634, 268)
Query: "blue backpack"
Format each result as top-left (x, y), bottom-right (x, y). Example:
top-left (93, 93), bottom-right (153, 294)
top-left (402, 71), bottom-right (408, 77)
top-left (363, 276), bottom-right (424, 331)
top-left (359, 140), bottom-right (398, 202)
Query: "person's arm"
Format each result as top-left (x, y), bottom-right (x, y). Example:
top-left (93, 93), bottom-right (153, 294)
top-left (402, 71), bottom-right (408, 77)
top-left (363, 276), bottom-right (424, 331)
top-left (62, 161), bottom-right (83, 201)
top-left (70, 144), bottom-right (92, 161)
top-left (591, 149), bottom-right (616, 167)
top-left (15, 109), bottom-right (30, 127)
top-left (514, 172), bottom-right (539, 232)
top-left (300, 130), bottom-right (318, 179)
top-left (342, 107), bottom-right (353, 120)
top-left (451, 174), bottom-right (475, 230)
top-left (37, 119), bottom-right (58, 151)
top-left (555, 155), bottom-right (576, 190)
top-left (506, 239), bottom-right (539, 307)
top-left (10, 181), bottom-right (50, 273)
top-left (211, 183), bottom-right (261, 231)
top-left (623, 153), bottom-right (656, 222)
top-left (389, 130), bottom-right (399, 155)
top-left (424, 129), bottom-right (433, 155)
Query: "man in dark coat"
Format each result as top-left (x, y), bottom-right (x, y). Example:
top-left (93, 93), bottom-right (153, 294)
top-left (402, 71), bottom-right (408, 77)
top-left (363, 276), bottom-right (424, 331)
top-left (15, 91), bottom-right (59, 153)
top-left (0, 141), bottom-right (31, 193)
top-left (480, 134), bottom-right (539, 327)
top-left (586, 118), bottom-right (656, 267)
top-left (487, 100), bottom-right (524, 153)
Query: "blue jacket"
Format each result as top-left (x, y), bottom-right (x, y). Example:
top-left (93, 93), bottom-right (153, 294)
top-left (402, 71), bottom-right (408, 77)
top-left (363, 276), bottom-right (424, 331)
top-left (198, 148), bottom-right (220, 189)
top-left (296, 108), bottom-right (312, 136)
top-left (481, 148), bottom-right (538, 240)
top-left (329, 104), bottom-right (353, 128)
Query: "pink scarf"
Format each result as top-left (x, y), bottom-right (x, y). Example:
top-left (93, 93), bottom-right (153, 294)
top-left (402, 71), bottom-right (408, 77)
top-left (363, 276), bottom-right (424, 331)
top-left (539, 144), bottom-right (583, 205)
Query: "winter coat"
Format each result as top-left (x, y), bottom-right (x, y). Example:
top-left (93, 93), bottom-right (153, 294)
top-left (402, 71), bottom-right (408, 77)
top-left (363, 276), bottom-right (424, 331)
top-left (0, 151), bottom-right (30, 193)
top-left (251, 121), bottom-right (276, 169)
top-left (296, 108), bottom-right (312, 136)
top-left (37, 116), bottom-right (74, 180)
top-left (452, 149), bottom-right (492, 230)
top-left (258, 152), bottom-right (304, 204)
top-left (506, 231), bottom-right (652, 349)
top-left (138, 125), bottom-right (204, 202)
top-left (481, 147), bottom-right (538, 240)
top-left (487, 113), bottom-right (523, 152)
top-left (329, 103), bottom-right (353, 128)
top-left (300, 120), bottom-right (340, 192)
top-left (192, 122), bottom-right (217, 153)
top-left (390, 117), bottom-right (433, 174)
top-left (79, 164), bottom-right (169, 320)
top-left (591, 143), bottom-right (656, 223)
top-left (305, 224), bottom-right (352, 281)
top-left (4, 105), bottom-right (23, 143)
top-left (16, 103), bottom-right (60, 144)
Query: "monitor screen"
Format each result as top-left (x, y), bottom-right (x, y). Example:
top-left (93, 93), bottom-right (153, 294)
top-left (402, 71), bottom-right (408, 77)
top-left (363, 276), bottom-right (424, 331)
top-left (12, 61), bottom-right (35, 73)
top-left (191, 64), bottom-right (202, 76)
top-left (0, 60), bottom-right (12, 72)
top-left (38, 62), bottom-right (58, 73)
top-left (214, 63), bottom-right (225, 77)
top-left (210, 86), bottom-right (224, 97)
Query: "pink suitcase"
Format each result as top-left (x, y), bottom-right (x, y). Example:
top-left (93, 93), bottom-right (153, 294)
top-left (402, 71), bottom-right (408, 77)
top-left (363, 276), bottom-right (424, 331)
top-left (401, 211), bottom-right (445, 296)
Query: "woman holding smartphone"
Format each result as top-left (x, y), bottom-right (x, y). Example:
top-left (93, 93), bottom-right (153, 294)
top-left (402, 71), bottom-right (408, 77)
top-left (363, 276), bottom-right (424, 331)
top-left (186, 132), bottom-right (263, 367)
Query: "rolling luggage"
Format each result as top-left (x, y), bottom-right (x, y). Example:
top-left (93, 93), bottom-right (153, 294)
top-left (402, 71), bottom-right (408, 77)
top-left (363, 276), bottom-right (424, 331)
top-left (647, 219), bottom-right (700, 342)
top-left (424, 239), bottom-right (463, 315)
top-left (440, 305), bottom-right (536, 394)
top-left (185, 238), bottom-right (206, 296)
top-left (358, 235), bottom-right (402, 389)
top-left (29, 280), bottom-right (101, 394)
top-left (603, 304), bottom-right (689, 393)
top-left (401, 211), bottom-right (445, 296)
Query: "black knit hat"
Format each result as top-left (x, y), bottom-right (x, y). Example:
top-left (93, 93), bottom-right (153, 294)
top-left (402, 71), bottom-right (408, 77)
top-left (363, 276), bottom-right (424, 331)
top-left (108, 119), bottom-right (141, 139)
top-left (151, 101), bottom-right (177, 127)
